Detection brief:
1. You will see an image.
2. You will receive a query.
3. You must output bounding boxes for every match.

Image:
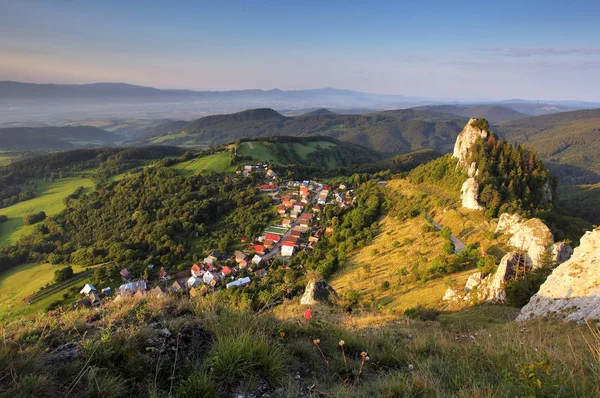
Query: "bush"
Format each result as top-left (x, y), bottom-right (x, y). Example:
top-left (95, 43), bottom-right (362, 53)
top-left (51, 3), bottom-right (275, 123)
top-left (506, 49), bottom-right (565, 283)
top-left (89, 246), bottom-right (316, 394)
top-left (477, 255), bottom-right (498, 275)
top-left (23, 211), bottom-right (46, 225)
top-left (505, 266), bottom-right (553, 307)
top-left (0, 215), bottom-right (7, 223)
top-left (54, 266), bottom-right (74, 283)
top-left (442, 239), bottom-right (455, 255)
top-left (440, 226), bottom-right (452, 239)
top-left (404, 305), bottom-right (439, 321)
top-left (379, 281), bottom-right (391, 291)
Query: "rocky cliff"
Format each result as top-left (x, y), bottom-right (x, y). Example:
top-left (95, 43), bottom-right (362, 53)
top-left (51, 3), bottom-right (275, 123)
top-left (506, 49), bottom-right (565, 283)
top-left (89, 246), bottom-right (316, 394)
top-left (517, 228), bottom-right (600, 323)
top-left (453, 118), bottom-right (489, 167)
top-left (452, 118), bottom-right (489, 210)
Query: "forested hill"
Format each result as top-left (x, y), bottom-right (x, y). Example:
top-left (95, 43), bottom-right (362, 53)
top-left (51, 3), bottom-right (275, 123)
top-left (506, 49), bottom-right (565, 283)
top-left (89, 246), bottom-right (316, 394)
top-left (411, 105), bottom-right (528, 123)
top-left (496, 108), bottom-right (600, 186)
top-left (0, 126), bottom-right (119, 150)
top-left (142, 108), bottom-right (467, 156)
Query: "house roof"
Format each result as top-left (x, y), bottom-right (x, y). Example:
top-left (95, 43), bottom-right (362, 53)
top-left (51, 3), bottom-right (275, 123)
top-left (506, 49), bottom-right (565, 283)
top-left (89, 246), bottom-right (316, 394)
top-left (281, 241), bottom-right (296, 247)
top-left (80, 283), bottom-right (97, 295)
top-left (252, 245), bottom-right (265, 252)
top-left (290, 230), bottom-right (302, 237)
top-left (221, 266), bottom-right (234, 276)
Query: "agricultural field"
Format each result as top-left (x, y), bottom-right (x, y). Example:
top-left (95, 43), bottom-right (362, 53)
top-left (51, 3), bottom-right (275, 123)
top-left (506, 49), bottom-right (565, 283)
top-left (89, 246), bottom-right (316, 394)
top-left (0, 153), bottom-right (25, 166)
top-left (0, 262), bottom-right (90, 320)
top-left (238, 141), bottom-right (281, 163)
top-left (170, 151), bottom-right (236, 177)
top-left (0, 177), bottom-right (95, 246)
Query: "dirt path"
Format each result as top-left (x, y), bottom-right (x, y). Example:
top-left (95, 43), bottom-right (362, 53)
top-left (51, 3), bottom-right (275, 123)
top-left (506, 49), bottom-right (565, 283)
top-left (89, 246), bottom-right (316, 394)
top-left (247, 142), bottom-right (255, 149)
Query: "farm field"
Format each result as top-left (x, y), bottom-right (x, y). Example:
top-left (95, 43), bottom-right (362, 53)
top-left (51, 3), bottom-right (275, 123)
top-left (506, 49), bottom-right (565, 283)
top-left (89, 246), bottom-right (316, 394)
top-left (0, 177), bottom-right (95, 246)
top-left (0, 262), bottom-right (89, 319)
top-left (238, 141), bottom-right (281, 163)
top-left (170, 151), bottom-right (236, 177)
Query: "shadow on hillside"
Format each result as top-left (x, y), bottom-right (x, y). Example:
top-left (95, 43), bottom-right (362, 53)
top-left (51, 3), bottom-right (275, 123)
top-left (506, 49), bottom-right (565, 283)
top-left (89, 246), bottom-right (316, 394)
top-left (548, 162), bottom-right (600, 185)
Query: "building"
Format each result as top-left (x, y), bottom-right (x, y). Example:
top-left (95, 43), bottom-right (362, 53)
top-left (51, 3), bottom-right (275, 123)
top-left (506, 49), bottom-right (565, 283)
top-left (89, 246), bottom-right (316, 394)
top-left (234, 251), bottom-right (247, 263)
top-left (119, 280), bottom-right (147, 296)
top-left (158, 267), bottom-right (171, 281)
top-left (265, 233), bottom-right (281, 242)
top-left (252, 254), bottom-right (263, 265)
top-left (226, 277), bottom-right (251, 289)
top-left (188, 276), bottom-right (203, 288)
top-left (282, 218), bottom-right (292, 228)
top-left (191, 264), bottom-right (202, 277)
top-left (221, 266), bottom-right (234, 277)
top-left (253, 269), bottom-right (268, 278)
top-left (170, 280), bottom-right (187, 292)
top-left (203, 271), bottom-right (219, 286)
top-left (252, 244), bottom-right (266, 255)
top-left (281, 241), bottom-right (295, 257)
top-left (120, 269), bottom-right (132, 281)
top-left (79, 283), bottom-right (96, 295)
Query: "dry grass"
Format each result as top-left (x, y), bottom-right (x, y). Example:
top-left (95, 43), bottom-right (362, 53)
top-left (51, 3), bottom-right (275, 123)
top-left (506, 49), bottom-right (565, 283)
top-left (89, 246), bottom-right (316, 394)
top-left (330, 178), bottom-right (510, 313)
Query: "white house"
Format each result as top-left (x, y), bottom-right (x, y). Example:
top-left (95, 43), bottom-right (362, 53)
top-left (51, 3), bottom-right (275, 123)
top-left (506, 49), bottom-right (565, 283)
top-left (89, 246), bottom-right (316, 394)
top-left (226, 277), bottom-right (251, 289)
top-left (281, 241), bottom-right (295, 257)
top-left (187, 276), bottom-right (203, 288)
top-left (119, 280), bottom-right (147, 296)
top-left (79, 283), bottom-right (97, 295)
top-left (252, 254), bottom-right (263, 265)
top-left (203, 271), bottom-right (219, 286)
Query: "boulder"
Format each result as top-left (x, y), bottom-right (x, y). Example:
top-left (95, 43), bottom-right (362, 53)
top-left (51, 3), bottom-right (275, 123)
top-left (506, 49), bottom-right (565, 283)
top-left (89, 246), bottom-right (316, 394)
top-left (453, 118), bottom-right (489, 167)
top-left (464, 272), bottom-right (482, 291)
top-left (495, 213), bottom-right (554, 268)
top-left (517, 228), bottom-right (600, 323)
top-left (460, 178), bottom-right (483, 210)
top-left (495, 213), bottom-right (524, 235)
top-left (300, 280), bottom-right (339, 305)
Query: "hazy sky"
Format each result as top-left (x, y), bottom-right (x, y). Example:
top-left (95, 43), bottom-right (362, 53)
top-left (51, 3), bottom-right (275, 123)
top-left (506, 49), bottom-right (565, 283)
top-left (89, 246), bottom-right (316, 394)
top-left (1, 0), bottom-right (599, 101)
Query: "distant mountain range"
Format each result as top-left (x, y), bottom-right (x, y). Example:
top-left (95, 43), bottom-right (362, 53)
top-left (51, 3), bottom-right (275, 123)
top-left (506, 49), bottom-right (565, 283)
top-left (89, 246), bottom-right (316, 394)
top-left (2, 81), bottom-right (600, 125)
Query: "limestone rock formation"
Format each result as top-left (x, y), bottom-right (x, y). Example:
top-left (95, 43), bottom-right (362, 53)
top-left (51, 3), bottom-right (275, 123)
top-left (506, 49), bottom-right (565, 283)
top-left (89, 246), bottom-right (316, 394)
top-left (552, 241), bottom-right (573, 264)
top-left (495, 213), bottom-right (554, 268)
top-left (442, 252), bottom-right (521, 304)
top-left (300, 280), bottom-right (339, 305)
top-left (453, 118), bottom-right (489, 167)
top-left (517, 228), bottom-right (600, 323)
top-left (461, 178), bottom-right (483, 210)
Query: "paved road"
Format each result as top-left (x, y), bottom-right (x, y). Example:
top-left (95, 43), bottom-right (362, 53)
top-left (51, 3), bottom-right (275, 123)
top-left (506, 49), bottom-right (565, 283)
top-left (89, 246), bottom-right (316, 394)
top-left (426, 214), bottom-right (466, 254)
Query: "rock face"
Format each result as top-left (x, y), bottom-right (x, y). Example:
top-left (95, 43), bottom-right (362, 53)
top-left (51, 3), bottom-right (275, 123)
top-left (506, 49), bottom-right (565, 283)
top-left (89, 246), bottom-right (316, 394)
top-left (452, 118), bottom-right (489, 211)
top-left (495, 213), bottom-right (554, 268)
top-left (453, 118), bottom-right (489, 167)
top-left (552, 241), bottom-right (573, 264)
top-left (442, 252), bottom-right (521, 304)
top-left (460, 178), bottom-right (483, 210)
top-left (300, 280), bottom-right (339, 305)
top-left (517, 228), bottom-right (600, 323)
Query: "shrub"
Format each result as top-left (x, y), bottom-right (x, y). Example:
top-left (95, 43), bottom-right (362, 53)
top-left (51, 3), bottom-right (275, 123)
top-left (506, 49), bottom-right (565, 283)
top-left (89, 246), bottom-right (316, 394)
top-left (442, 239), bottom-right (455, 255)
top-left (505, 266), bottom-right (553, 307)
top-left (23, 211), bottom-right (46, 225)
top-left (54, 266), bottom-right (74, 283)
top-left (440, 226), bottom-right (452, 239)
top-left (379, 281), bottom-right (391, 291)
top-left (404, 305), bottom-right (439, 321)
top-left (477, 255), bottom-right (498, 275)
top-left (0, 215), bottom-right (7, 223)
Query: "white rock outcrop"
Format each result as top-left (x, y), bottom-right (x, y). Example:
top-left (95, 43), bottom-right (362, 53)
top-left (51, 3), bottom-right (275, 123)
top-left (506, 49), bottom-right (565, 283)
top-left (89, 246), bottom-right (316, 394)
top-left (495, 213), bottom-right (554, 268)
top-left (300, 280), bottom-right (339, 305)
top-left (460, 178), bottom-right (483, 210)
top-left (517, 228), bottom-right (600, 323)
top-left (442, 252), bottom-right (521, 304)
top-left (453, 118), bottom-right (489, 167)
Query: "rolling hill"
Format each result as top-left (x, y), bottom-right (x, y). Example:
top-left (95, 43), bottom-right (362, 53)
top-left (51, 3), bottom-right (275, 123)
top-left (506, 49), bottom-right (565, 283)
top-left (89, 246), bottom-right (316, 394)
top-left (142, 108), bottom-right (467, 156)
top-left (411, 104), bottom-right (528, 123)
top-left (0, 126), bottom-right (120, 150)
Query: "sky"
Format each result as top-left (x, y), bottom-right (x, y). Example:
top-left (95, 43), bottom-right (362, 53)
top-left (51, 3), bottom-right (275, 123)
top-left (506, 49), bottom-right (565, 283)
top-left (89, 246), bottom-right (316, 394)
top-left (1, 0), bottom-right (600, 101)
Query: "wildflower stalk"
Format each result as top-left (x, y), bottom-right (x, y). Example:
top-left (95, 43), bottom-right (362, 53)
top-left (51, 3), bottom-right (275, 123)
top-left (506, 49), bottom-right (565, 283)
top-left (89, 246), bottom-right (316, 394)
top-left (357, 351), bottom-right (369, 384)
top-left (313, 339), bottom-right (329, 366)
top-left (339, 340), bottom-right (349, 381)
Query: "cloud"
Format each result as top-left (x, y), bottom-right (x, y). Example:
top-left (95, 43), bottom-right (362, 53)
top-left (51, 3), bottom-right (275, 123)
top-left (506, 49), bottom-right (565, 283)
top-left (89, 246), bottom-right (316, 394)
top-left (478, 47), bottom-right (600, 58)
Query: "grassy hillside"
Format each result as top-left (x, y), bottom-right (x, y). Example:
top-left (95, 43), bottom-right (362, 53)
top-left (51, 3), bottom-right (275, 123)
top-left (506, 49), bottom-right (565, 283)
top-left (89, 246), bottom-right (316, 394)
top-left (1, 293), bottom-right (598, 397)
top-left (0, 262), bottom-right (90, 320)
top-left (0, 177), bottom-right (95, 245)
top-left (170, 151), bottom-right (236, 176)
top-left (330, 179), bottom-right (509, 312)
top-left (140, 108), bottom-right (466, 156)
top-left (412, 104), bottom-right (528, 123)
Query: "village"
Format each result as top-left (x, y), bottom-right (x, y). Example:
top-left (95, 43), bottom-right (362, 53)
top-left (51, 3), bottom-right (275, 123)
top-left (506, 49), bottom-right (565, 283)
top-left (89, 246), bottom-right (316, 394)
top-left (73, 162), bottom-right (356, 308)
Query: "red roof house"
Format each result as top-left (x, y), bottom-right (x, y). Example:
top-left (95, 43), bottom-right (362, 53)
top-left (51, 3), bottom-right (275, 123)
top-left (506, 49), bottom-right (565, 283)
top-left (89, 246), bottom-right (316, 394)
top-left (265, 233), bottom-right (281, 242)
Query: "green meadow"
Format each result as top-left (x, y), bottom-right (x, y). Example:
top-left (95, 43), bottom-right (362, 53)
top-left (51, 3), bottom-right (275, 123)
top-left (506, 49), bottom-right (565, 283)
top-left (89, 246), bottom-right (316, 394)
top-left (0, 177), bottom-right (95, 246)
top-left (0, 262), bottom-right (89, 319)
top-left (171, 151), bottom-right (236, 177)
